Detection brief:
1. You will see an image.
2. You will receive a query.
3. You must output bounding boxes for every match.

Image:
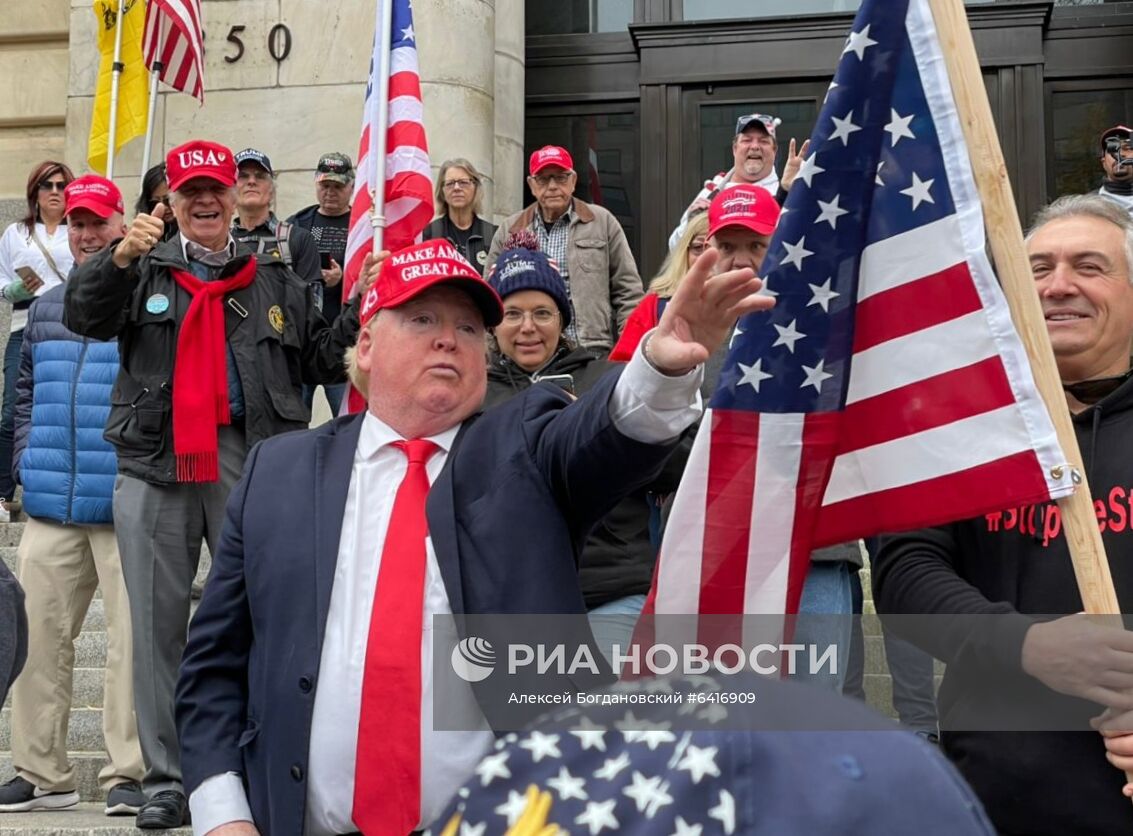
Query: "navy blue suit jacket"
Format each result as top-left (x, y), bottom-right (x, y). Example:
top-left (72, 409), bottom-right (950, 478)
top-left (175, 370), bottom-right (679, 834)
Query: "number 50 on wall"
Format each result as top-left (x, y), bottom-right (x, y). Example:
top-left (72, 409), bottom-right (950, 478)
top-left (221, 23), bottom-right (293, 64)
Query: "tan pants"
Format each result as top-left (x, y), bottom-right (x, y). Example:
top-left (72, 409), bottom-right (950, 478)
top-left (10, 517), bottom-right (143, 792)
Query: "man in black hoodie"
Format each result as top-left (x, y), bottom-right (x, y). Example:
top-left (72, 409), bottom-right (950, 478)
top-left (873, 193), bottom-right (1133, 836)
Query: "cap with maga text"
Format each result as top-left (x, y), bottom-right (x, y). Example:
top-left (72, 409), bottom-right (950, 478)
top-left (707, 184), bottom-right (782, 238)
top-left (529, 146), bottom-right (574, 176)
top-left (166, 140), bottom-right (237, 192)
top-left (360, 239), bottom-right (503, 327)
top-left (735, 113), bottom-right (781, 140)
top-left (64, 175), bottom-right (124, 219)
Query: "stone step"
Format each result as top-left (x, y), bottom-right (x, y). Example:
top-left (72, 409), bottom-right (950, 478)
top-left (0, 755), bottom-right (114, 812)
top-left (0, 708), bottom-right (105, 753)
top-left (0, 802), bottom-right (191, 834)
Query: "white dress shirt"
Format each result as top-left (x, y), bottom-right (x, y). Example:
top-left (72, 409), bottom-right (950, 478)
top-left (189, 341), bottom-right (703, 835)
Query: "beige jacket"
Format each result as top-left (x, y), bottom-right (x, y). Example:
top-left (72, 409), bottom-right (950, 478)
top-left (485, 199), bottom-right (643, 351)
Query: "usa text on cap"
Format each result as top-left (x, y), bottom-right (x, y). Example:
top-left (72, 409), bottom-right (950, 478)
top-left (166, 140), bottom-right (237, 192)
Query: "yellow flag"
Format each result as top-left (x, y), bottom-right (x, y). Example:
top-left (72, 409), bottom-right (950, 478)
top-left (88, 0), bottom-right (150, 174)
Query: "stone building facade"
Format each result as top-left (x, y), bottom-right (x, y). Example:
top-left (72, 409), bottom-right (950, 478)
top-left (0, 0), bottom-right (524, 225)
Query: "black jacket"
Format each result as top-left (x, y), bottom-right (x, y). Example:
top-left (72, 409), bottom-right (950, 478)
top-left (873, 375), bottom-right (1133, 835)
top-left (63, 238), bottom-right (359, 485)
top-left (423, 215), bottom-right (497, 272)
top-left (484, 344), bottom-right (661, 608)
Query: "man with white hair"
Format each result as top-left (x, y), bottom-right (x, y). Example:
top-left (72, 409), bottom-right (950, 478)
top-left (64, 140), bottom-right (362, 828)
top-left (0, 175), bottom-right (145, 817)
top-left (231, 147), bottom-right (321, 291)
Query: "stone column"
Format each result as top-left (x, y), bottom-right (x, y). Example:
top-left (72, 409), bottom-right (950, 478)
top-left (493, 0), bottom-right (525, 224)
top-left (415, 0), bottom-right (498, 224)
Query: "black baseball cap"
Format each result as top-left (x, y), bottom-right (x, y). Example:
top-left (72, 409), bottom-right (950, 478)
top-left (234, 148), bottom-right (273, 175)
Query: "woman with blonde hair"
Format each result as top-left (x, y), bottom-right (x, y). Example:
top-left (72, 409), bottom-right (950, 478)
top-left (423, 157), bottom-right (498, 270)
top-left (608, 210), bottom-right (709, 360)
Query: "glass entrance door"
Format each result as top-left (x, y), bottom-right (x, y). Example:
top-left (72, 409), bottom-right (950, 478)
top-left (679, 82), bottom-right (826, 210)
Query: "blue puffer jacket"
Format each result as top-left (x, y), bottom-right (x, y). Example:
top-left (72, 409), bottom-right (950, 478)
top-left (13, 282), bottom-right (119, 524)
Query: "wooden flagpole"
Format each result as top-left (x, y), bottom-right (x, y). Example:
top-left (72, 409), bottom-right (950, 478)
top-left (927, 0), bottom-right (1131, 795)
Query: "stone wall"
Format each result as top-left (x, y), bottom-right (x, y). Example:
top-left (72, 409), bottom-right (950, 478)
top-left (52, 0), bottom-right (523, 222)
top-left (0, 0), bottom-right (70, 201)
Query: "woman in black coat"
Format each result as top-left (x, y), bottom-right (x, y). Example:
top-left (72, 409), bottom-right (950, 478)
top-left (483, 236), bottom-right (671, 663)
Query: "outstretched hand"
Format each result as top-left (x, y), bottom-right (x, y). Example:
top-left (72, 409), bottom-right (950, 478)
top-left (646, 247), bottom-right (774, 375)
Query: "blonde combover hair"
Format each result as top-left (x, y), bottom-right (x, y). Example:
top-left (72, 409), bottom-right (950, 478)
top-left (434, 158), bottom-right (485, 218)
top-left (650, 212), bottom-right (710, 299)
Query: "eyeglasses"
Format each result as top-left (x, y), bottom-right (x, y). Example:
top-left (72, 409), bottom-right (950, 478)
top-left (502, 308), bottom-right (559, 326)
top-left (38, 180), bottom-right (67, 193)
top-left (443, 178), bottom-right (475, 190)
top-left (531, 172), bottom-right (572, 187)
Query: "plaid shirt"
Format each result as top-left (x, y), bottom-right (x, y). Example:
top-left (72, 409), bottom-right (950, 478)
top-left (531, 202), bottom-right (579, 343)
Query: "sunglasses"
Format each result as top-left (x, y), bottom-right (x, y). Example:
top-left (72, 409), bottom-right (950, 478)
top-left (38, 180), bottom-right (67, 193)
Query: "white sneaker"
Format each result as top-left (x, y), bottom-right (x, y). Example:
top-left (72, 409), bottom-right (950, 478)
top-left (0, 776), bottom-right (79, 812)
top-left (0, 503), bottom-right (11, 524)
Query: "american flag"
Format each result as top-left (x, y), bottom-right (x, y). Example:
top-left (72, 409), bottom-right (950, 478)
top-left (343, 0), bottom-right (433, 301)
top-left (142, 0), bottom-right (205, 102)
top-left (646, 0), bottom-right (1074, 620)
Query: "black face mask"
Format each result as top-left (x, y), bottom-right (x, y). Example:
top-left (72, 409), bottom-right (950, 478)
top-left (1063, 369), bottom-right (1133, 405)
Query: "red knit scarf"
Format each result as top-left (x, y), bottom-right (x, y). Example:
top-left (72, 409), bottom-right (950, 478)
top-left (169, 258), bottom-right (257, 483)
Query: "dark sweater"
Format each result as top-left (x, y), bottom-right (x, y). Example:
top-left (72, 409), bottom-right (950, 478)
top-left (873, 375), bottom-right (1133, 835)
top-left (484, 345), bottom-right (658, 608)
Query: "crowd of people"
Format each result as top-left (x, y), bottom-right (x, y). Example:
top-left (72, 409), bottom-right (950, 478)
top-left (0, 115), bottom-right (1128, 834)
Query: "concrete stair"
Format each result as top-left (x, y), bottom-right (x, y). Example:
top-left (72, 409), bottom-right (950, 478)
top-left (0, 515), bottom-right (937, 831)
top-left (1, 520), bottom-right (210, 820)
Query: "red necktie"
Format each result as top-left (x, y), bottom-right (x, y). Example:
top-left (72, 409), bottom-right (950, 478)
top-left (353, 438), bottom-right (439, 835)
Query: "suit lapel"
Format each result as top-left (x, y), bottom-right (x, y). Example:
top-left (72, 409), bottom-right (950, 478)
top-left (427, 416), bottom-right (478, 616)
top-left (314, 413), bottom-right (365, 639)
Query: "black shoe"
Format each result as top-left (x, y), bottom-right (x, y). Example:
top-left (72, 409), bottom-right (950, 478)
top-left (106, 779), bottom-right (146, 815)
top-left (135, 790), bottom-right (188, 828)
top-left (0, 775), bottom-right (79, 812)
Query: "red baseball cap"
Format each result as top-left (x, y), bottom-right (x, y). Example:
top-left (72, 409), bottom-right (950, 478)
top-left (707, 184), bottom-right (781, 239)
top-left (64, 175), bottom-right (124, 219)
top-left (529, 146), bottom-right (574, 176)
top-left (165, 140), bottom-right (238, 192)
top-left (359, 239), bottom-right (503, 327)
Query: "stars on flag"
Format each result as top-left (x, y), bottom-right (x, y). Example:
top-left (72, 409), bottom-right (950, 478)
top-left (884, 108), bottom-right (916, 145)
top-left (807, 279), bottom-right (840, 313)
top-left (796, 153), bottom-right (825, 188)
top-left (815, 195), bottom-right (848, 229)
top-left (900, 172), bottom-right (936, 209)
top-left (547, 765), bottom-right (588, 801)
top-left (772, 319), bottom-right (806, 353)
top-left (843, 23), bottom-right (878, 59)
top-left (738, 359), bottom-right (773, 393)
top-left (676, 744), bottom-right (721, 784)
top-left (623, 771), bottom-right (675, 818)
top-left (781, 236), bottom-right (815, 271)
top-left (708, 789), bottom-right (737, 834)
top-left (474, 751), bottom-right (510, 786)
top-left (829, 110), bottom-right (862, 146)
top-left (801, 360), bottom-right (833, 393)
top-left (574, 799), bottom-right (620, 835)
top-left (519, 731), bottom-right (562, 762)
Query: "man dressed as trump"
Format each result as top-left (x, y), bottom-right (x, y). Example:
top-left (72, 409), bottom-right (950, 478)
top-left (175, 237), bottom-right (771, 835)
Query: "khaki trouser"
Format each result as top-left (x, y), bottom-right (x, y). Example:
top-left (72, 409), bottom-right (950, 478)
top-left (10, 517), bottom-right (143, 792)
